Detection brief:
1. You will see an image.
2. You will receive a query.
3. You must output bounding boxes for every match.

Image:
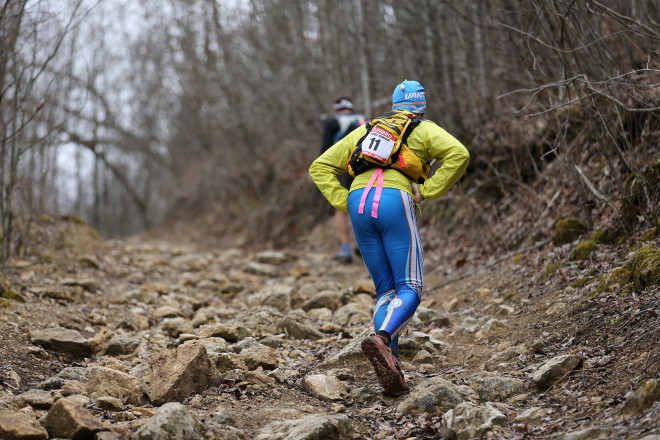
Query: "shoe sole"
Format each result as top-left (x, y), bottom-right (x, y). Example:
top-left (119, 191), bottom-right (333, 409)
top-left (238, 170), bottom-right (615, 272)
top-left (361, 337), bottom-right (407, 395)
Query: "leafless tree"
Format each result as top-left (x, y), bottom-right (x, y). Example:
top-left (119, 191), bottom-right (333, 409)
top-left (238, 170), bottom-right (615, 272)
top-left (0, 0), bottom-right (89, 266)
top-left (2, 0), bottom-right (657, 250)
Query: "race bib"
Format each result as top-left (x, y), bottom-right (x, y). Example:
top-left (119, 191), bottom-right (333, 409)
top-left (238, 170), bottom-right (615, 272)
top-left (361, 126), bottom-right (396, 163)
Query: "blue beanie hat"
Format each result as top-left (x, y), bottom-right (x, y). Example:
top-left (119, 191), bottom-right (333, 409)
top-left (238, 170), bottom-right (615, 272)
top-left (392, 80), bottom-right (426, 113)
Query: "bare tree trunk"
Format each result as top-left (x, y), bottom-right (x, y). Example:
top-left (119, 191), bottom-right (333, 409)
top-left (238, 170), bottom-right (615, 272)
top-left (438, 3), bottom-right (463, 132)
top-left (319, 0), bottom-right (337, 96)
top-left (75, 145), bottom-right (83, 215)
top-left (471, 0), bottom-right (488, 110)
top-left (422, 0), bottom-right (438, 88)
top-left (0, 1), bottom-right (27, 266)
top-left (355, 0), bottom-right (371, 117)
top-left (0, 0), bottom-right (84, 264)
top-left (93, 154), bottom-right (100, 230)
top-left (43, 143), bottom-right (58, 214)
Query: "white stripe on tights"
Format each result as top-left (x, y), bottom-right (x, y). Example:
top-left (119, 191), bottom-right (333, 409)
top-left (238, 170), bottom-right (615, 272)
top-left (401, 191), bottom-right (423, 287)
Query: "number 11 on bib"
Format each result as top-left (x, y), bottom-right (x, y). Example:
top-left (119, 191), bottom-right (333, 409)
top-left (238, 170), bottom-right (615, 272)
top-left (361, 126), bottom-right (396, 163)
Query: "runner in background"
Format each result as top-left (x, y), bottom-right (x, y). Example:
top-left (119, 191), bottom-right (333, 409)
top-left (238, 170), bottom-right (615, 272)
top-left (319, 97), bottom-right (366, 264)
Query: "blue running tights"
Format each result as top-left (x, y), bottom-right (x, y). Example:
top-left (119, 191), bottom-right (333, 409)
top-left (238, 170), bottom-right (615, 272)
top-left (348, 187), bottom-right (422, 359)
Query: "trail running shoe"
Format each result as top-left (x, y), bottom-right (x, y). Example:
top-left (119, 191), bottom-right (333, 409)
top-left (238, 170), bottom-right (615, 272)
top-left (361, 335), bottom-right (408, 395)
top-left (332, 253), bottom-right (352, 264)
top-left (333, 244), bottom-right (352, 264)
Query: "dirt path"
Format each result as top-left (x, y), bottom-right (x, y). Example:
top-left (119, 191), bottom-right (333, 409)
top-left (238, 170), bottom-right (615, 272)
top-left (0, 217), bottom-right (658, 439)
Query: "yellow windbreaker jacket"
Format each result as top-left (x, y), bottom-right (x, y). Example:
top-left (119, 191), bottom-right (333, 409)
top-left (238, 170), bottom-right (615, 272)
top-left (309, 111), bottom-right (470, 212)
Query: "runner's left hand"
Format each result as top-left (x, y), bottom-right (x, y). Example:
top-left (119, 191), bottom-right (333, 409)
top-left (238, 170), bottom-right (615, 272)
top-left (411, 183), bottom-right (423, 203)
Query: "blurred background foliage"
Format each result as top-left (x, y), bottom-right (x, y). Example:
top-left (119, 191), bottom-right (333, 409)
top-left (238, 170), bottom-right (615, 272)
top-left (1, 0), bottom-right (658, 263)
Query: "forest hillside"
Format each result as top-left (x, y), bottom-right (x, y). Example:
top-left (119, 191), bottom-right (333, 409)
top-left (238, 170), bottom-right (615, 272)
top-left (1, 1), bottom-right (658, 250)
top-left (0, 1), bottom-right (659, 439)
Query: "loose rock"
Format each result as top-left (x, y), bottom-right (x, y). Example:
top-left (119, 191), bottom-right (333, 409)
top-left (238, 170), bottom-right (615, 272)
top-left (30, 327), bottom-right (92, 357)
top-left (238, 344), bottom-right (279, 370)
top-left (254, 413), bottom-right (353, 440)
top-left (142, 343), bottom-right (216, 405)
top-left (86, 366), bottom-right (144, 406)
top-left (303, 374), bottom-right (348, 401)
top-left (442, 402), bottom-right (507, 440)
top-left (282, 313), bottom-right (324, 340)
top-left (16, 389), bottom-right (54, 409)
top-left (397, 376), bottom-right (465, 416)
top-left (531, 354), bottom-right (584, 390)
top-left (0, 409), bottom-right (49, 440)
top-left (466, 372), bottom-right (526, 402)
top-left (44, 397), bottom-right (107, 440)
top-left (102, 334), bottom-right (142, 356)
top-left (132, 402), bottom-right (204, 440)
top-left (622, 379), bottom-right (660, 415)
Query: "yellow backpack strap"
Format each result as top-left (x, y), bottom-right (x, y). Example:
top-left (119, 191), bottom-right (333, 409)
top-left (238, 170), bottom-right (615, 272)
top-left (391, 115), bottom-right (414, 155)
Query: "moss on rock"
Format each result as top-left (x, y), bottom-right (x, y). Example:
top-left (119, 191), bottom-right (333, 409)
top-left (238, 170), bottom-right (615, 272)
top-left (624, 159), bottom-right (660, 196)
top-left (623, 379), bottom-right (660, 415)
top-left (596, 244), bottom-right (660, 294)
top-left (552, 217), bottom-right (589, 246)
top-left (571, 227), bottom-right (626, 261)
top-left (622, 160), bottom-right (660, 228)
top-left (644, 159), bottom-right (660, 186)
top-left (543, 262), bottom-right (559, 280)
top-left (0, 278), bottom-right (22, 302)
top-left (641, 227), bottom-right (659, 242)
top-left (592, 228), bottom-right (626, 246)
top-left (610, 265), bottom-right (633, 292)
top-left (571, 277), bottom-right (594, 288)
top-left (629, 243), bottom-right (660, 290)
top-left (572, 239), bottom-right (597, 261)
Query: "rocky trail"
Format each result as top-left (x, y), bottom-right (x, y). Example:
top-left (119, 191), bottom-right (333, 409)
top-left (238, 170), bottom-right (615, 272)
top-left (0, 216), bottom-right (659, 440)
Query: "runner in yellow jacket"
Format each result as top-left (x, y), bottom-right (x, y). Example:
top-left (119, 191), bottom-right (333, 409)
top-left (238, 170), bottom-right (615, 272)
top-left (309, 80), bottom-right (469, 395)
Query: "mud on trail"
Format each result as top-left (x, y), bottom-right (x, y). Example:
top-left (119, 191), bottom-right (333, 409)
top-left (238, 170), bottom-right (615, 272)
top-left (0, 215), bottom-right (658, 439)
